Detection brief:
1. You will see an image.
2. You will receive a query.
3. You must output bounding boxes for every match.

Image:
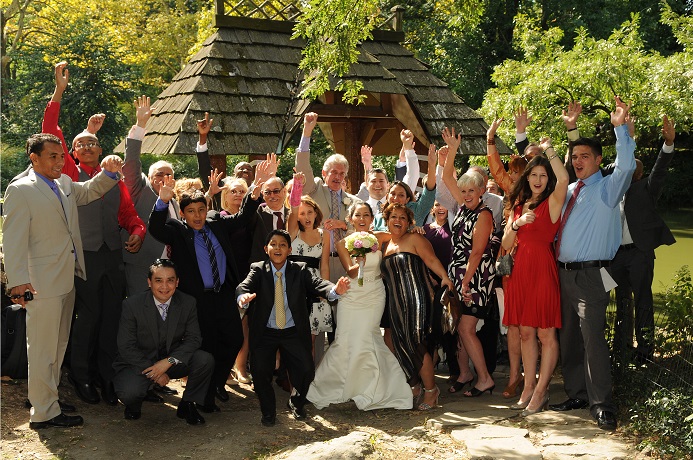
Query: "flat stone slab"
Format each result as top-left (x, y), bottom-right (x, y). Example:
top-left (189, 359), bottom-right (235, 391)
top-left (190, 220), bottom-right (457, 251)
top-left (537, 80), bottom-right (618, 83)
top-left (523, 410), bottom-right (594, 425)
top-left (450, 424), bottom-right (529, 441)
top-left (538, 425), bottom-right (603, 445)
top-left (464, 436), bottom-right (542, 460)
top-left (280, 431), bottom-right (374, 460)
top-left (427, 409), bottom-right (509, 430)
top-left (541, 437), bottom-right (635, 459)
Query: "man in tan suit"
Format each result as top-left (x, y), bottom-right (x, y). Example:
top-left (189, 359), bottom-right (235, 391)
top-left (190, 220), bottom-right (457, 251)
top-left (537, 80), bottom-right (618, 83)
top-left (3, 134), bottom-right (120, 429)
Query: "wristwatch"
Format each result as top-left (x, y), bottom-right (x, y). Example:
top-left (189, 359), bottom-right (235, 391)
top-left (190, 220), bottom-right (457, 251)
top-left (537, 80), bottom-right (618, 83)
top-left (167, 356), bottom-right (177, 365)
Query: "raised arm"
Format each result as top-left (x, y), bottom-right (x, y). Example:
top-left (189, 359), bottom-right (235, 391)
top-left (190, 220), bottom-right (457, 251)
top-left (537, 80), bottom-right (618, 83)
top-left (286, 171), bottom-right (305, 239)
top-left (196, 112), bottom-right (214, 191)
top-left (541, 137), bottom-right (569, 223)
top-left (400, 129), bottom-right (419, 192)
top-left (123, 96), bottom-right (150, 201)
top-left (42, 61), bottom-right (79, 180)
top-left (648, 115), bottom-right (676, 202)
top-left (514, 106), bottom-right (531, 156)
top-left (486, 118), bottom-right (513, 194)
top-left (295, 112), bottom-right (319, 196)
top-left (604, 96), bottom-right (636, 207)
top-left (441, 127), bottom-right (464, 206)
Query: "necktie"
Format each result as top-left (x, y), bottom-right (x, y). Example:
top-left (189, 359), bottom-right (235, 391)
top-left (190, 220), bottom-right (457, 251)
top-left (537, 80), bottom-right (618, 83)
top-left (330, 190), bottom-right (344, 242)
top-left (274, 271), bottom-right (285, 329)
top-left (159, 303), bottom-right (168, 321)
top-left (274, 211), bottom-right (285, 230)
top-left (376, 200), bottom-right (382, 213)
top-left (556, 180), bottom-right (585, 260)
top-left (200, 228), bottom-right (222, 292)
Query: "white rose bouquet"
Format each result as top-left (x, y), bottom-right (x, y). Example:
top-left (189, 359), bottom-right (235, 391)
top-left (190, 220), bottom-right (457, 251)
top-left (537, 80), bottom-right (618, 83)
top-left (344, 231), bottom-right (379, 286)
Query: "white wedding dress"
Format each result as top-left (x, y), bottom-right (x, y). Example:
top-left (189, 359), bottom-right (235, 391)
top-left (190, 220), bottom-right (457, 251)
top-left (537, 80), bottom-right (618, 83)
top-left (307, 250), bottom-right (412, 410)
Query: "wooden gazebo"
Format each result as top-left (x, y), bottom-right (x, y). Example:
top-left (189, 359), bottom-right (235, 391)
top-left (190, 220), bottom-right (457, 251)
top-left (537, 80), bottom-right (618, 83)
top-left (117, 0), bottom-right (510, 192)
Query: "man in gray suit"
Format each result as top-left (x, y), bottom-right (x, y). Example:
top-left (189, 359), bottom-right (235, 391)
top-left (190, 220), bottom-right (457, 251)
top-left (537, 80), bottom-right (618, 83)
top-left (3, 134), bottom-right (120, 428)
top-left (122, 96), bottom-right (180, 296)
top-left (113, 259), bottom-right (213, 424)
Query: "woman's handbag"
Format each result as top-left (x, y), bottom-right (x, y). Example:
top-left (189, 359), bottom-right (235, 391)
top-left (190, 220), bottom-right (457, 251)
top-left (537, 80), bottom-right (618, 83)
top-left (495, 253), bottom-right (514, 276)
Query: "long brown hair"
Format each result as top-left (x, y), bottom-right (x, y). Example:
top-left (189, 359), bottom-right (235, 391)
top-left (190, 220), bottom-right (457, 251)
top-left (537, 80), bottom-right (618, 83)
top-left (506, 156), bottom-right (556, 212)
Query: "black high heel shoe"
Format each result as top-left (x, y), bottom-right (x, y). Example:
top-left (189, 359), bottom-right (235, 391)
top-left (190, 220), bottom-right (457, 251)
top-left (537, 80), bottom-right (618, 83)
top-left (464, 384), bottom-right (495, 397)
top-left (448, 378), bottom-right (474, 394)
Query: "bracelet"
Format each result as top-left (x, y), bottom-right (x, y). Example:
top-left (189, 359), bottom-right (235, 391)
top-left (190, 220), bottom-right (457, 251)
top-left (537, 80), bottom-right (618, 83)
top-left (511, 222), bottom-right (519, 232)
top-left (486, 138), bottom-right (496, 145)
top-left (547, 154), bottom-right (558, 161)
top-left (567, 127), bottom-right (578, 132)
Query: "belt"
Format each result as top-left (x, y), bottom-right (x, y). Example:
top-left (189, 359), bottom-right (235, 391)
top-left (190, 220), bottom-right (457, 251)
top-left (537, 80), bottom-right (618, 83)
top-left (329, 252), bottom-right (339, 257)
top-left (620, 243), bottom-right (637, 250)
top-left (558, 260), bottom-right (611, 270)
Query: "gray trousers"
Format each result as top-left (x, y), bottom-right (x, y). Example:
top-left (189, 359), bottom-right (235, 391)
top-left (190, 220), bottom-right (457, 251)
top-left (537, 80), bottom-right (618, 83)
top-left (113, 349), bottom-right (214, 410)
top-left (558, 267), bottom-right (615, 416)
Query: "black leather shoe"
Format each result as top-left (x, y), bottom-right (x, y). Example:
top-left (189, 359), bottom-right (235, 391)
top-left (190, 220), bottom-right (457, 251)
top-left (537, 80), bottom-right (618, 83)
top-left (287, 398), bottom-right (307, 420)
top-left (549, 398), bottom-right (589, 411)
top-left (261, 414), bottom-right (276, 427)
top-left (177, 401), bottom-right (205, 425)
top-left (29, 413), bottom-right (84, 429)
top-left (25, 400), bottom-right (76, 413)
top-left (215, 385), bottom-right (229, 402)
top-left (143, 389), bottom-right (164, 403)
top-left (153, 384), bottom-right (178, 395)
top-left (196, 402), bottom-right (221, 413)
top-left (124, 405), bottom-right (141, 420)
top-left (596, 410), bottom-right (617, 431)
top-left (68, 375), bottom-right (100, 404)
top-left (101, 382), bottom-right (118, 406)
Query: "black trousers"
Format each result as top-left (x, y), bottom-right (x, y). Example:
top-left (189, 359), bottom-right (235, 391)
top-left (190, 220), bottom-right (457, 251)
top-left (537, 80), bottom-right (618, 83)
top-left (250, 327), bottom-right (314, 418)
top-left (196, 283), bottom-right (243, 404)
top-left (71, 245), bottom-right (125, 384)
top-left (114, 349), bottom-right (214, 410)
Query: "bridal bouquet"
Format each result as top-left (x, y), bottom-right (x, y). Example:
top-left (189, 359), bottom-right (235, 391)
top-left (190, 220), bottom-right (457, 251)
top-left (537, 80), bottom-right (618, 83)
top-left (344, 231), bottom-right (379, 286)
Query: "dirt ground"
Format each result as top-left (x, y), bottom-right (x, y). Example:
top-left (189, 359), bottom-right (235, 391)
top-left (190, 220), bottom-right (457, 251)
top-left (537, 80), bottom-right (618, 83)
top-left (1, 368), bottom-right (642, 460)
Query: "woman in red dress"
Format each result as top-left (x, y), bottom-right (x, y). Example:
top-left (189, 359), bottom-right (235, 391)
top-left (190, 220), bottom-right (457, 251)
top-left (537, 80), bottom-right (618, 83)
top-left (502, 139), bottom-right (568, 415)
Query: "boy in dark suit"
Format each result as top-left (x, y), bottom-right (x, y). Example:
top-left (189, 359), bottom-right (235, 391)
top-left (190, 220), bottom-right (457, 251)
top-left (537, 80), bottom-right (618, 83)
top-left (148, 166), bottom-right (270, 411)
top-left (113, 259), bottom-right (213, 424)
top-left (236, 230), bottom-right (350, 426)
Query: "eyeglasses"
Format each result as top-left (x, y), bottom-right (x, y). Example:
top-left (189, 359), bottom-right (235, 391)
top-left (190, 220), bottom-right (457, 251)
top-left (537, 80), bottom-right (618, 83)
top-left (263, 189), bottom-right (282, 196)
top-left (75, 142), bottom-right (100, 149)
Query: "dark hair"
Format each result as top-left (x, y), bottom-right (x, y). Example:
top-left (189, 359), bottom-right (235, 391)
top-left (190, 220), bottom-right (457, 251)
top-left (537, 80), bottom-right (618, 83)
top-left (179, 189), bottom-right (207, 211)
top-left (569, 137), bottom-right (602, 159)
top-left (297, 195), bottom-right (323, 231)
top-left (265, 229), bottom-right (291, 247)
top-left (389, 180), bottom-right (415, 203)
top-left (506, 155), bottom-right (556, 212)
top-left (26, 133), bottom-right (61, 157)
top-left (382, 202), bottom-right (415, 226)
top-left (347, 200), bottom-right (373, 220)
top-left (148, 259), bottom-right (178, 279)
top-left (368, 168), bottom-right (389, 180)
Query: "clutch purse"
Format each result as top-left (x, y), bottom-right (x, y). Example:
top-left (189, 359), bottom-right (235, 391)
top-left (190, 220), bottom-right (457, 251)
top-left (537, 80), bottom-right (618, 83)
top-left (495, 253), bottom-right (514, 276)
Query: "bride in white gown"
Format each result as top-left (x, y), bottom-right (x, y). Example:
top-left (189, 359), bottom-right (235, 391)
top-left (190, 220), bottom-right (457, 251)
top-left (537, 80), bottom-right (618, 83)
top-left (307, 201), bottom-right (412, 410)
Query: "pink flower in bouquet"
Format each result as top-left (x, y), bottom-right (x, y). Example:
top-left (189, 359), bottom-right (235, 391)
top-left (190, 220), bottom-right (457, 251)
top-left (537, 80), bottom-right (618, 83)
top-left (354, 240), bottom-right (363, 249)
top-left (370, 243), bottom-right (378, 251)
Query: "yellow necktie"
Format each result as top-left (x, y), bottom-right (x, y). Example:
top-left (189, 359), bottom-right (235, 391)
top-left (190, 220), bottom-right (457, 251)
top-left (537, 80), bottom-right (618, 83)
top-left (275, 271), bottom-right (285, 329)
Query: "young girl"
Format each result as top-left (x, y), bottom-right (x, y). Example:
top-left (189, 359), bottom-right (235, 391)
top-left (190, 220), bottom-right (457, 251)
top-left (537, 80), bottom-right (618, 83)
top-left (287, 173), bottom-right (332, 357)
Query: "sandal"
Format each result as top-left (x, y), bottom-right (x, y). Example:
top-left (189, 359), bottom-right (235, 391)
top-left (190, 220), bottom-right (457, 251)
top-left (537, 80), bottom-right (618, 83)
top-left (418, 386), bottom-right (440, 410)
top-left (448, 378), bottom-right (473, 394)
top-left (411, 384), bottom-right (422, 405)
top-left (464, 384), bottom-right (495, 397)
top-left (502, 377), bottom-right (523, 399)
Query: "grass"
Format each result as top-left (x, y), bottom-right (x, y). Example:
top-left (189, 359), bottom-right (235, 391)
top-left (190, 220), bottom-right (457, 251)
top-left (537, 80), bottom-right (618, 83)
top-left (653, 208), bottom-right (693, 293)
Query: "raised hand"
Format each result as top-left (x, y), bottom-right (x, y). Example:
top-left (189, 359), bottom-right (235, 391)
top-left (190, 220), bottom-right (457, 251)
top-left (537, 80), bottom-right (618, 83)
top-left (252, 159), bottom-right (271, 197)
top-left (101, 154), bottom-right (123, 174)
top-left (208, 168), bottom-right (224, 197)
top-left (625, 113), bottom-right (636, 138)
top-left (87, 113), bottom-right (106, 134)
top-left (400, 129), bottom-right (415, 150)
top-left (662, 115), bottom-right (675, 146)
top-left (360, 145), bottom-right (373, 169)
top-left (54, 61), bottom-right (69, 93)
top-left (562, 101), bottom-right (582, 130)
top-left (158, 175), bottom-right (176, 203)
top-left (427, 143), bottom-right (436, 166)
top-left (437, 145), bottom-right (449, 167)
top-left (441, 127), bottom-right (461, 154)
top-left (539, 137), bottom-right (553, 152)
top-left (610, 96), bottom-right (630, 127)
top-left (264, 153), bottom-right (279, 177)
top-left (197, 111), bottom-right (214, 136)
top-left (303, 112), bottom-right (318, 137)
top-left (487, 118), bottom-right (503, 141)
top-left (514, 107), bottom-right (531, 133)
top-left (135, 95), bottom-right (152, 128)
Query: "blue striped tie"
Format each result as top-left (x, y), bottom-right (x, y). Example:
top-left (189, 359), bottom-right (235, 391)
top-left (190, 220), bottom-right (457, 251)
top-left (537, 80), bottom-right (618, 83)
top-left (200, 228), bottom-right (222, 292)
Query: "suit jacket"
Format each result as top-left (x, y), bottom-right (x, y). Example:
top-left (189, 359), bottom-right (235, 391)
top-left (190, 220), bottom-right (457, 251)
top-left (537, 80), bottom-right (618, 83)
top-left (236, 260), bottom-right (335, 353)
top-left (295, 150), bottom-right (357, 227)
top-left (621, 148), bottom-right (676, 253)
top-left (148, 193), bottom-right (261, 301)
top-left (3, 170), bottom-right (118, 295)
top-left (113, 290), bottom-right (202, 373)
top-left (248, 204), bottom-right (289, 263)
top-left (122, 137), bottom-right (180, 266)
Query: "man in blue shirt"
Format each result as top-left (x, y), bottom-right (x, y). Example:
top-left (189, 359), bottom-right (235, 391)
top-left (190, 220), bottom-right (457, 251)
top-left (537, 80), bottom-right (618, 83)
top-left (550, 97), bottom-right (636, 431)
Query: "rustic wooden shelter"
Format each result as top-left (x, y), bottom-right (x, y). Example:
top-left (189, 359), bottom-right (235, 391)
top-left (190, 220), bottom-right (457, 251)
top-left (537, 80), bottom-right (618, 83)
top-left (119, 0), bottom-right (510, 191)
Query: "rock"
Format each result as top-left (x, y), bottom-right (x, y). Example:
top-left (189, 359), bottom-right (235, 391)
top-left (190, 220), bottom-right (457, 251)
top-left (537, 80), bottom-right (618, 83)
top-left (279, 431), bottom-right (374, 460)
top-left (464, 437), bottom-right (542, 460)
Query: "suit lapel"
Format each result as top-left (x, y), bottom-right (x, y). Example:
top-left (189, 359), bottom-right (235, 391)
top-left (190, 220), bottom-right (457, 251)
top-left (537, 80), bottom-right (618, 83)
top-left (165, 293), bottom-right (182, 352)
top-left (142, 295), bottom-right (160, 346)
top-left (30, 171), bottom-right (69, 226)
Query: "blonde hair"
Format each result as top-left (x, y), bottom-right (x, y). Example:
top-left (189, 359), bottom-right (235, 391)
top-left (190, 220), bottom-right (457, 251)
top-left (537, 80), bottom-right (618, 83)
top-left (173, 178), bottom-right (203, 202)
top-left (220, 177), bottom-right (248, 213)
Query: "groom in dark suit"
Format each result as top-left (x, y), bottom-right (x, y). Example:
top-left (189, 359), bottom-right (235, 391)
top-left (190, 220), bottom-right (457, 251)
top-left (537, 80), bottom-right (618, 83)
top-left (237, 230), bottom-right (350, 426)
top-left (113, 259), bottom-right (213, 424)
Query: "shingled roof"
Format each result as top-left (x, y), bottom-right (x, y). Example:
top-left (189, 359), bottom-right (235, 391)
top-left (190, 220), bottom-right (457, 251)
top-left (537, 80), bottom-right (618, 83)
top-left (116, 2), bottom-right (510, 157)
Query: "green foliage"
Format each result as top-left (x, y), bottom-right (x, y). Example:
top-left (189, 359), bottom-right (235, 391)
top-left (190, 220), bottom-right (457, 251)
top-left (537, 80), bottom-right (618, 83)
top-left (629, 389), bottom-right (693, 459)
top-left (658, 265), bottom-right (693, 356)
top-left (1, 144), bottom-right (29, 193)
top-left (293, 0), bottom-right (380, 104)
